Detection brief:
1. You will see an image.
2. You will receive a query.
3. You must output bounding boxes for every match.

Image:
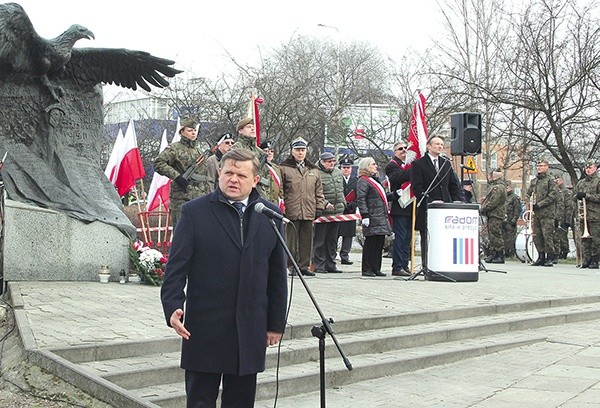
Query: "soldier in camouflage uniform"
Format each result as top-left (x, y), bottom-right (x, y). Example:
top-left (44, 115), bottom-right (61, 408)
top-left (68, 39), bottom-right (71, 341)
top-left (502, 181), bottom-right (521, 258)
top-left (206, 132), bottom-right (235, 191)
top-left (526, 158), bottom-right (558, 266)
top-left (153, 118), bottom-right (211, 227)
top-left (554, 174), bottom-right (573, 259)
top-left (260, 140), bottom-right (283, 206)
top-left (232, 118), bottom-right (271, 200)
top-left (574, 159), bottom-right (600, 269)
top-left (480, 170), bottom-right (507, 263)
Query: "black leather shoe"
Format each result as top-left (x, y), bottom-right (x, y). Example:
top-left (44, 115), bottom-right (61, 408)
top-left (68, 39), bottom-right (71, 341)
top-left (373, 271), bottom-right (387, 277)
top-left (392, 269), bottom-right (411, 276)
top-left (362, 271), bottom-right (376, 277)
top-left (314, 269), bottom-right (327, 274)
top-left (301, 269), bottom-right (316, 276)
top-left (340, 259), bottom-right (354, 265)
top-left (326, 268), bottom-right (343, 273)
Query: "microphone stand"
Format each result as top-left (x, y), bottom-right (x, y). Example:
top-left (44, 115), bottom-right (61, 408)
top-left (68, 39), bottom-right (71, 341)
top-left (267, 218), bottom-right (352, 408)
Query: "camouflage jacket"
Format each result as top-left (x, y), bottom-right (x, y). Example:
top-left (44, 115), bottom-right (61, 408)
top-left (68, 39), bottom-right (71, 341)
top-left (505, 192), bottom-right (521, 226)
top-left (526, 172), bottom-right (557, 217)
top-left (481, 178), bottom-right (506, 219)
top-left (574, 172), bottom-right (600, 221)
top-left (153, 137), bottom-right (210, 201)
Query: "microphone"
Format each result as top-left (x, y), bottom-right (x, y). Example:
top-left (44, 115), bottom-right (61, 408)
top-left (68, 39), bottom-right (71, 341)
top-left (254, 202), bottom-right (290, 224)
top-left (460, 163), bottom-right (476, 171)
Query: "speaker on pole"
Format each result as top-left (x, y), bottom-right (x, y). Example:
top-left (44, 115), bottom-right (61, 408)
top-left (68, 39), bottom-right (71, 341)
top-left (450, 112), bottom-right (482, 156)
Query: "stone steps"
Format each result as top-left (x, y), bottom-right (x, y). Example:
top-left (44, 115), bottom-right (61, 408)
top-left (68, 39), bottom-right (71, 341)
top-left (46, 297), bottom-right (600, 407)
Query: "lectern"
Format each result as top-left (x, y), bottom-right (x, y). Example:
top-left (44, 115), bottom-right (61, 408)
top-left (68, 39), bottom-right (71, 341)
top-left (427, 203), bottom-right (480, 282)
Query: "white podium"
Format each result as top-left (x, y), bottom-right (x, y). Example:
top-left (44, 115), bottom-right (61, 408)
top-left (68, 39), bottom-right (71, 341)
top-left (427, 203), bottom-right (480, 282)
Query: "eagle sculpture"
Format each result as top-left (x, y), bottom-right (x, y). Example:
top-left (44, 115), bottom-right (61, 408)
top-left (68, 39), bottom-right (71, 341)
top-left (0, 2), bottom-right (181, 101)
top-left (0, 2), bottom-right (183, 236)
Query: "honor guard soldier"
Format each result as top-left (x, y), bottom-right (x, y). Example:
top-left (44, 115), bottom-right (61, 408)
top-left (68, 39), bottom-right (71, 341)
top-left (502, 181), bottom-right (522, 258)
top-left (260, 140), bottom-right (283, 206)
top-left (153, 118), bottom-right (211, 227)
top-left (480, 169), bottom-right (507, 263)
top-left (526, 157), bottom-right (558, 266)
top-left (232, 118), bottom-right (272, 200)
top-left (206, 132), bottom-right (235, 191)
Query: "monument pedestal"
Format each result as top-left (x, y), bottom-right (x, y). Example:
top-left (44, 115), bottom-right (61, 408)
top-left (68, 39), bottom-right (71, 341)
top-left (3, 199), bottom-right (130, 281)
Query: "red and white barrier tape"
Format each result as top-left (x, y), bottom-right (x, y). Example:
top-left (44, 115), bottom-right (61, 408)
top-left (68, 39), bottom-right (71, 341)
top-left (313, 213), bottom-right (362, 224)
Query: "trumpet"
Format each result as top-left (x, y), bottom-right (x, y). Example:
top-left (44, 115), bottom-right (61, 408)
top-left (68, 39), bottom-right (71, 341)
top-left (580, 197), bottom-right (592, 239)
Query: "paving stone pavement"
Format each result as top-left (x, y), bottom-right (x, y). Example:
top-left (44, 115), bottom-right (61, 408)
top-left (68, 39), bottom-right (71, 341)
top-left (8, 253), bottom-right (600, 407)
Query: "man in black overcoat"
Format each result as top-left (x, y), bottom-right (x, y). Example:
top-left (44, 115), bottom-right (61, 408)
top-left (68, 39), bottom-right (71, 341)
top-left (410, 136), bottom-right (463, 273)
top-left (161, 149), bottom-right (288, 407)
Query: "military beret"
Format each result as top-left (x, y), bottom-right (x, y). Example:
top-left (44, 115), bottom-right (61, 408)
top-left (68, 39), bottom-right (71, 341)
top-left (462, 179), bottom-right (473, 186)
top-left (236, 118), bottom-right (254, 131)
top-left (217, 132), bottom-right (234, 145)
top-left (536, 157), bottom-right (549, 165)
top-left (260, 140), bottom-right (273, 150)
top-left (180, 117), bottom-right (197, 130)
top-left (585, 159), bottom-right (597, 168)
top-left (290, 137), bottom-right (308, 149)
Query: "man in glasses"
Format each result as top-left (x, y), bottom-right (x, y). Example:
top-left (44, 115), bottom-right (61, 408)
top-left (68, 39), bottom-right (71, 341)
top-left (385, 141), bottom-right (413, 276)
top-left (207, 132), bottom-right (235, 191)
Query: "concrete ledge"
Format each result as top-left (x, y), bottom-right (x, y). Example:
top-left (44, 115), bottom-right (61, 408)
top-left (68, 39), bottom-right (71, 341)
top-left (27, 348), bottom-right (161, 408)
top-left (4, 199), bottom-right (131, 281)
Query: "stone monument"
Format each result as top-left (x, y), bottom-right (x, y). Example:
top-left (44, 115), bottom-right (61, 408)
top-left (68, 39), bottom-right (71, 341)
top-left (0, 3), bottom-right (182, 282)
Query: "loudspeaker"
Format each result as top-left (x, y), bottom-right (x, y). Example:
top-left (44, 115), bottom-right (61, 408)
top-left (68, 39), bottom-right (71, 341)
top-left (450, 112), bottom-right (482, 156)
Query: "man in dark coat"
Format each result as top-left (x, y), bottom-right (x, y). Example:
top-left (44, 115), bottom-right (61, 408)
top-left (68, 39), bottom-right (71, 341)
top-left (160, 149), bottom-right (288, 407)
top-left (410, 136), bottom-right (463, 273)
top-left (385, 141), bottom-right (413, 276)
top-left (338, 157), bottom-right (358, 265)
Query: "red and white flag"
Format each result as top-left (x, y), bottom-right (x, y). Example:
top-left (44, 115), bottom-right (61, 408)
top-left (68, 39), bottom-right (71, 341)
top-left (114, 119), bottom-right (146, 197)
top-left (104, 128), bottom-right (124, 184)
top-left (399, 92), bottom-right (428, 207)
top-left (146, 130), bottom-right (171, 212)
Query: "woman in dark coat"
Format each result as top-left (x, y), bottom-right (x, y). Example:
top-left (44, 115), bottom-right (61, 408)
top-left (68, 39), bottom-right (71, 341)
top-left (356, 157), bottom-right (392, 276)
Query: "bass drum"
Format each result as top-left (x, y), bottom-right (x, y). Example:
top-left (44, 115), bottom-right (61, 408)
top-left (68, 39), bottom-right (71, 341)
top-left (515, 230), bottom-right (538, 263)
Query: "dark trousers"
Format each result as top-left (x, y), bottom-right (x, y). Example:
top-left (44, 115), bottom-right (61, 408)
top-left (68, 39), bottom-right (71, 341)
top-left (391, 215), bottom-right (412, 271)
top-left (362, 235), bottom-right (385, 273)
top-left (286, 220), bottom-right (314, 271)
top-left (312, 222), bottom-right (340, 270)
top-left (419, 229), bottom-right (428, 269)
top-left (339, 236), bottom-right (353, 261)
top-left (185, 370), bottom-right (257, 408)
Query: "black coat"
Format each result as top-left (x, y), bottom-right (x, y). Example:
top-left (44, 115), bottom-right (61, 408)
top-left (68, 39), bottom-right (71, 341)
top-left (356, 175), bottom-right (392, 236)
top-left (410, 154), bottom-right (463, 230)
top-left (385, 157), bottom-right (412, 217)
top-left (339, 175), bottom-right (358, 237)
top-left (160, 188), bottom-right (288, 375)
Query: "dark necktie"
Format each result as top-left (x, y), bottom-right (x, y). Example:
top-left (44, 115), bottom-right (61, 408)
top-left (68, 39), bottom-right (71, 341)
top-left (232, 201), bottom-right (245, 217)
top-left (433, 158), bottom-right (439, 172)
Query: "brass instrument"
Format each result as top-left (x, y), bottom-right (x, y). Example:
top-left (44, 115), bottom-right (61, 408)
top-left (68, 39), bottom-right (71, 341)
top-left (580, 197), bottom-right (592, 239)
top-left (522, 192), bottom-right (535, 235)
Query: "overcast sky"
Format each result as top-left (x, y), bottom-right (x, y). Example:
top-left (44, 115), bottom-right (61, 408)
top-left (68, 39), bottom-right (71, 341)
top-left (16, 0), bottom-right (442, 80)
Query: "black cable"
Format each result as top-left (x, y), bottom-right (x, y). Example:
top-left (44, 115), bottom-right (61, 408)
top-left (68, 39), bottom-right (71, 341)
top-left (271, 220), bottom-right (299, 408)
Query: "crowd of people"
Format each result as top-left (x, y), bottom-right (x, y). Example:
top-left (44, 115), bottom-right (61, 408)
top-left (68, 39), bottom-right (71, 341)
top-left (153, 117), bottom-right (598, 407)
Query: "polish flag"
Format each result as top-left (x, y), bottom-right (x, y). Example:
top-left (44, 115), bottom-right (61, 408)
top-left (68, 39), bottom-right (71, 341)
top-left (104, 128), bottom-right (124, 183)
top-left (398, 92), bottom-right (428, 208)
top-left (114, 119), bottom-right (146, 197)
top-left (146, 130), bottom-right (171, 212)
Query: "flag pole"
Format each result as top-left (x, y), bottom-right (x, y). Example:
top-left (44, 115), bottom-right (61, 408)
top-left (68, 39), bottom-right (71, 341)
top-left (410, 201), bottom-right (416, 274)
top-left (133, 182), bottom-right (150, 245)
